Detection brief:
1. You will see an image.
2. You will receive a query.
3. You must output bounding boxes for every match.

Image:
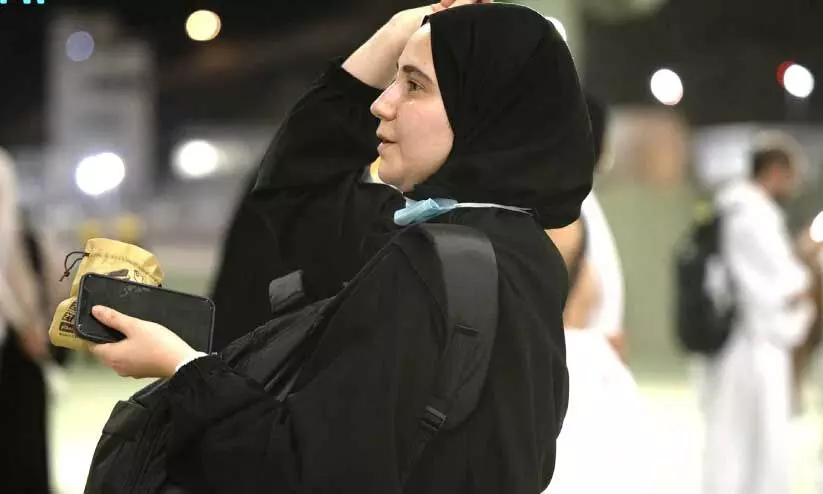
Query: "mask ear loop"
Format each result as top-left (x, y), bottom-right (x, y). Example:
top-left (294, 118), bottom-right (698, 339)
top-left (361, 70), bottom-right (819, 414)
top-left (60, 251), bottom-right (90, 282)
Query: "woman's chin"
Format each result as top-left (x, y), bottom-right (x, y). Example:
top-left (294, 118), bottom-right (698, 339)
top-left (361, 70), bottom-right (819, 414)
top-left (376, 165), bottom-right (399, 185)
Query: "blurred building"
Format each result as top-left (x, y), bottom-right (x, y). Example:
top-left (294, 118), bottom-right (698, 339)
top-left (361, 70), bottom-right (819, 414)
top-left (46, 12), bottom-right (153, 218)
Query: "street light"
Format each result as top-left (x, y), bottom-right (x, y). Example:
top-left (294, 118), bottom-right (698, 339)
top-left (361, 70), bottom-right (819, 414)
top-left (650, 68), bottom-right (683, 106)
top-left (186, 10), bottom-right (222, 42)
top-left (174, 140), bottom-right (219, 179)
top-left (782, 63), bottom-right (814, 99)
top-left (75, 152), bottom-right (126, 197)
top-left (66, 31), bottom-right (94, 62)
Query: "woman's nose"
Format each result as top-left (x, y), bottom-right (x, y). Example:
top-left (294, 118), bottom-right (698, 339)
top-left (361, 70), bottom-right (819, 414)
top-left (370, 83), bottom-right (399, 121)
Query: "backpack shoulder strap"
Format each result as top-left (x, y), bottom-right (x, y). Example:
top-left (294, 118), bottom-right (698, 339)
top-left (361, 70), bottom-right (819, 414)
top-left (401, 223), bottom-right (498, 487)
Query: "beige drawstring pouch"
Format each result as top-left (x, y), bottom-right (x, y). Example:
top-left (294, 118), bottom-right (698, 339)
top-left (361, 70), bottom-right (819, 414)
top-left (48, 238), bottom-right (165, 350)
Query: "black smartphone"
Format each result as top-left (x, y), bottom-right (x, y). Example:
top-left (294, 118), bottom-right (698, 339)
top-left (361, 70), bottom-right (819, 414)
top-left (75, 273), bottom-right (215, 353)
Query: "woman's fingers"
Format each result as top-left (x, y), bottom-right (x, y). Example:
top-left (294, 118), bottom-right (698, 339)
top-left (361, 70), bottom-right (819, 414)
top-left (86, 307), bottom-right (197, 379)
top-left (88, 342), bottom-right (113, 361)
top-left (88, 341), bottom-right (131, 376)
top-left (448, 0), bottom-right (490, 7)
top-left (438, 0), bottom-right (490, 10)
top-left (92, 305), bottom-right (139, 337)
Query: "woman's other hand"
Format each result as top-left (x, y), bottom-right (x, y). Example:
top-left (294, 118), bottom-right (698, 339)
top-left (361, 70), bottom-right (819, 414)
top-left (88, 306), bottom-right (201, 379)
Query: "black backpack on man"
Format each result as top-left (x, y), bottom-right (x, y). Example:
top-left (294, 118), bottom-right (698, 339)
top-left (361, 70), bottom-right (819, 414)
top-left (674, 201), bottom-right (737, 355)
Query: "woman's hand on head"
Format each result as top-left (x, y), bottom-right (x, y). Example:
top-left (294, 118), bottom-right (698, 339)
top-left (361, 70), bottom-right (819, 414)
top-left (344, 0), bottom-right (490, 89)
top-left (88, 306), bottom-right (201, 379)
top-left (391, 1), bottom-right (492, 40)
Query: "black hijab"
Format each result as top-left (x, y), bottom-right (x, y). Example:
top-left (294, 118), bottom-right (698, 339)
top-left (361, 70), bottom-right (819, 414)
top-left (413, 4), bottom-right (595, 229)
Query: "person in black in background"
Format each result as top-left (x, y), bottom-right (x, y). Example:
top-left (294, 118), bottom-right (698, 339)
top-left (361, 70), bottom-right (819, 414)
top-left (209, 173), bottom-right (283, 351)
top-left (89, 2), bottom-right (595, 492)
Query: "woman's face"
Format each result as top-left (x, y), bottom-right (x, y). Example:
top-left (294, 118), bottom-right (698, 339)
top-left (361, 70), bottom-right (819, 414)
top-left (370, 25), bottom-right (454, 192)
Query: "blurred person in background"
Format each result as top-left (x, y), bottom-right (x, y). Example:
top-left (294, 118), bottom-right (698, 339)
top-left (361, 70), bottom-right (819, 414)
top-left (209, 173), bottom-right (284, 352)
top-left (88, 1), bottom-right (597, 491)
top-left (544, 97), bottom-right (645, 494)
top-left (577, 96), bottom-right (627, 359)
top-left (0, 148), bottom-right (65, 493)
top-left (702, 135), bottom-right (816, 494)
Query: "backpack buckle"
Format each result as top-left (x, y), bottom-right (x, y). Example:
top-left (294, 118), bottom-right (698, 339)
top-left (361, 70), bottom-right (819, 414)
top-left (421, 406), bottom-right (447, 434)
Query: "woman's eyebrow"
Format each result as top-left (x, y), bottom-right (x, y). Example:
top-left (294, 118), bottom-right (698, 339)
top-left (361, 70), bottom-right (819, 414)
top-left (399, 64), bottom-right (434, 85)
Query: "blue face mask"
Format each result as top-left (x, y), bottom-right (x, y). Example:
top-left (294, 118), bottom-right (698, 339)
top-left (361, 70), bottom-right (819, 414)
top-left (393, 198), bottom-right (532, 226)
top-left (394, 198), bottom-right (459, 226)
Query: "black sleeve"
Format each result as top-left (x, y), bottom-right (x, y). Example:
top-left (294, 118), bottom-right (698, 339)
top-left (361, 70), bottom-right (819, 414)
top-left (250, 62), bottom-right (405, 300)
top-left (255, 60), bottom-right (384, 191)
top-left (165, 242), bottom-right (445, 493)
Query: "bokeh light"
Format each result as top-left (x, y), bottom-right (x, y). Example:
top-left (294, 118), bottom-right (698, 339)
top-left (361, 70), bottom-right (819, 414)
top-left (75, 153), bottom-right (126, 197)
top-left (650, 68), bottom-right (684, 106)
top-left (186, 10), bottom-right (222, 42)
top-left (65, 31), bottom-right (95, 62)
top-left (174, 140), bottom-right (219, 179)
top-left (783, 63), bottom-right (814, 99)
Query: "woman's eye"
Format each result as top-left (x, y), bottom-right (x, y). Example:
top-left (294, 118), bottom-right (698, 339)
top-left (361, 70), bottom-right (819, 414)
top-left (406, 80), bottom-right (423, 92)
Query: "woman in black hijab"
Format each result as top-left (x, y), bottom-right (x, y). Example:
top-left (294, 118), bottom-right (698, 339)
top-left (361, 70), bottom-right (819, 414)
top-left (89, 2), bottom-right (595, 492)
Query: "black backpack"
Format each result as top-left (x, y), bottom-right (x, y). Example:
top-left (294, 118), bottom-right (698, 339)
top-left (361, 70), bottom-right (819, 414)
top-left (674, 204), bottom-right (736, 355)
top-left (84, 224), bottom-right (499, 493)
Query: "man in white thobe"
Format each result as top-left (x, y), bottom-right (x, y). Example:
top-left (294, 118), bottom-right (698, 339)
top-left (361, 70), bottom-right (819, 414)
top-left (702, 143), bottom-right (815, 494)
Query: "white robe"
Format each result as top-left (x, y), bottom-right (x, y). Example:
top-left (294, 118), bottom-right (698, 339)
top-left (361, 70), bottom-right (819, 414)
top-left (701, 181), bottom-right (814, 494)
top-left (581, 193), bottom-right (625, 338)
top-left (546, 330), bottom-right (645, 494)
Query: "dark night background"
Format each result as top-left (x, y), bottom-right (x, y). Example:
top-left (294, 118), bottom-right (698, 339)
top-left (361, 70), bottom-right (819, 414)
top-left (0, 0), bottom-right (821, 150)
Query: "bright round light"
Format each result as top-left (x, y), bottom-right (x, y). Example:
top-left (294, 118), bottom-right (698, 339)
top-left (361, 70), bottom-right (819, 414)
top-left (810, 211), bottom-right (823, 243)
top-left (75, 153), bottom-right (126, 197)
top-left (186, 10), bottom-right (221, 42)
top-left (783, 64), bottom-right (814, 99)
top-left (650, 68), bottom-right (684, 106)
top-left (175, 140), bottom-right (219, 179)
top-left (65, 31), bottom-right (94, 62)
top-left (546, 17), bottom-right (568, 42)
